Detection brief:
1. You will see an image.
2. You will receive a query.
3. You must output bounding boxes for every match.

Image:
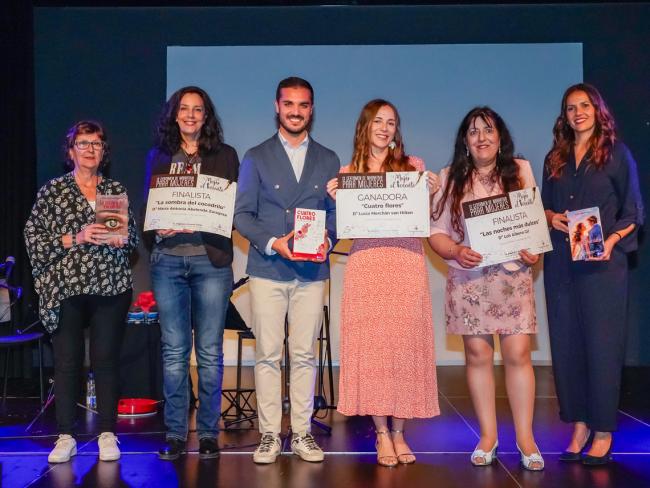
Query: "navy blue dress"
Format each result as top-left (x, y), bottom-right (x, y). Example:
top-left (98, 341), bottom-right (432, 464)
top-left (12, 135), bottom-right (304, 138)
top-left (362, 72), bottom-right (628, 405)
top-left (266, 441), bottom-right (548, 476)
top-left (542, 141), bottom-right (643, 431)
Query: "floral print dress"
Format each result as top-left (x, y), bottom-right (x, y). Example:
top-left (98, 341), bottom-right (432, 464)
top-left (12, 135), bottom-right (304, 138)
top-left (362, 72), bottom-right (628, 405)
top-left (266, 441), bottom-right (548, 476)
top-left (337, 157), bottom-right (440, 418)
top-left (431, 160), bottom-right (537, 335)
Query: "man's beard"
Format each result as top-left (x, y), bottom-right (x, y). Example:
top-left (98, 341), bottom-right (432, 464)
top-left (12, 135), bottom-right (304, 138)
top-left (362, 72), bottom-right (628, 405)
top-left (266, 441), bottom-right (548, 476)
top-left (277, 115), bottom-right (311, 135)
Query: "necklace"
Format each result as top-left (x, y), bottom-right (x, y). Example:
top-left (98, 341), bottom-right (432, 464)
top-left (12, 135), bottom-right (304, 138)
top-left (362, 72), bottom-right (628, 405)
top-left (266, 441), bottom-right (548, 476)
top-left (475, 166), bottom-right (498, 195)
top-left (181, 146), bottom-right (201, 174)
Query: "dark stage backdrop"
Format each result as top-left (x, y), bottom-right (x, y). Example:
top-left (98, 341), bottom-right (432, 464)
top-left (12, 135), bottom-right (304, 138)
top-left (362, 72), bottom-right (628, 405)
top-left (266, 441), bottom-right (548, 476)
top-left (28, 4), bottom-right (650, 363)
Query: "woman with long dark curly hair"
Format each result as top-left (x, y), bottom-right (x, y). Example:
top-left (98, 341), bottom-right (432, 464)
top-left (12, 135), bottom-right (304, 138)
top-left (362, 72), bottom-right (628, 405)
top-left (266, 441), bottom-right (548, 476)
top-left (327, 99), bottom-right (440, 467)
top-left (542, 83), bottom-right (643, 465)
top-left (429, 106), bottom-right (544, 470)
top-left (143, 86), bottom-right (239, 461)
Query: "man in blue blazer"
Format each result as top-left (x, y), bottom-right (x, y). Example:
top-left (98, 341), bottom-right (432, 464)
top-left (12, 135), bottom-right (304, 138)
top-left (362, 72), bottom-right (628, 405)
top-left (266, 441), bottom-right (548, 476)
top-left (234, 77), bottom-right (340, 464)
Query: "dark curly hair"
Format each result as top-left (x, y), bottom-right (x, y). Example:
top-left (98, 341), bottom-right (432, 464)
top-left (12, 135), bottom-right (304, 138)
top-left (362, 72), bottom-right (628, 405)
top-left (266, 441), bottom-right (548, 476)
top-left (154, 86), bottom-right (223, 155)
top-left (64, 120), bottom-right (110, 171)
top-left (545, 83), bottom-right (617, 178)
top-left (432, 106), bottom-right (523, 242)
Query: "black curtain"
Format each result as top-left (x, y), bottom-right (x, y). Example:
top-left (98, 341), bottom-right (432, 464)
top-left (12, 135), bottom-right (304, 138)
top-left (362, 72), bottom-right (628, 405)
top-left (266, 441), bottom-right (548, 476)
top-left (1, 1), bottom-right (37, 323)
top-left (0, 2), bottom-right (42, 379)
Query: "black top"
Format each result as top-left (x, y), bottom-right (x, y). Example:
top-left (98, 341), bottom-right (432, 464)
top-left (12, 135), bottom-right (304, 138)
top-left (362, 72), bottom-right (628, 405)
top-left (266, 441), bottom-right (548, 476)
top-left (143, 143), bottom-right (240, 267)
top-left (156, 149), bottom-right (207, 255)
top-left (542, 141), bottom-right (644, 283)
top-left (24, 172), bottom-right (138, 333)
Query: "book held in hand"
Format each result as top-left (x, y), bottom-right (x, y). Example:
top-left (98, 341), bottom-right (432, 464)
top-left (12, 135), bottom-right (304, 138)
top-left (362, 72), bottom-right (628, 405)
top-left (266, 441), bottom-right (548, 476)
top-left (95, 194), bottom-right (129, 243)
top-left (567, 207), bottom-right (604, 261)
top-left (293, 208), bottom-right (326, 259)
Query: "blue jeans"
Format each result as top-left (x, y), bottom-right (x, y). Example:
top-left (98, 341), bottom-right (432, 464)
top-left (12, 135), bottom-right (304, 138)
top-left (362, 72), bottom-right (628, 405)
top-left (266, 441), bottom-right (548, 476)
top-left (151, 251), bottom-right (233, 441)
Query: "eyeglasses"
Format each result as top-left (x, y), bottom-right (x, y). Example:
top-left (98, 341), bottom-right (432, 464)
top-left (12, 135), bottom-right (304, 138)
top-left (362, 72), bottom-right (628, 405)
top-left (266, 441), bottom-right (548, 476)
top-left (74, 140), bottom-right (105, 151)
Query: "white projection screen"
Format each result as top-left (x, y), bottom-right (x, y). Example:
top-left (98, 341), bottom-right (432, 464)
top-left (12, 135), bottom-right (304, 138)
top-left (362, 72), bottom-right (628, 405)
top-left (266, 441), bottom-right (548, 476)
top-left (168, 43), bottom-right (583, 365)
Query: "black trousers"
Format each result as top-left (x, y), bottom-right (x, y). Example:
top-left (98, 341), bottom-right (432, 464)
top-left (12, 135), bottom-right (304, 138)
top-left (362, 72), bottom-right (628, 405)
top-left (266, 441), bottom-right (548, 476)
top-left (51, 291), bottom-right (131, 434)
top-left (547, 251), bottom-right (628, 432)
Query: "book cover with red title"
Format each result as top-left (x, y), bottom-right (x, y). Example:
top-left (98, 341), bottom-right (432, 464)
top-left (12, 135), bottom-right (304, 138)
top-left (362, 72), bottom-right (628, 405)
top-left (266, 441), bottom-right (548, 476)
top-left (95, 194), bottom-right (129, 243)
top-left (293, 208), bottom-right (326, 259)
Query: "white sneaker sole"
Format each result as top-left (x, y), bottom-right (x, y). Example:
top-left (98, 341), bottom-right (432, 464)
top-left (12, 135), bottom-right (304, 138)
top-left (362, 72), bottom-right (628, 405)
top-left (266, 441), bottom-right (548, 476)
top-left (291, 449), bottom-right (324, 463)
top-left (99, 451), bottom-right (121, 462)
top-left (253, 455), bottom-right (279, 464)
top-left (48, 446), bottom-right (77, 463)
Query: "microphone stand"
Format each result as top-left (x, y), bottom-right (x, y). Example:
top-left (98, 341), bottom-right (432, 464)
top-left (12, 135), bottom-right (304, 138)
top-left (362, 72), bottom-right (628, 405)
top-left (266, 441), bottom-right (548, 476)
top-left (25, 378), bottom-right (55, 432)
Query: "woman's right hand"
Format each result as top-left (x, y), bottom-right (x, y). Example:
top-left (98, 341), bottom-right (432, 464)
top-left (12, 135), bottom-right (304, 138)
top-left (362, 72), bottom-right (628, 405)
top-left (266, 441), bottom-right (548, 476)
top-left (454, 245), bottom-right (483, 269)
top-left (550, 211), bottom-right (569, 233)
top-left (76, 224), bottom-right (109, 245)
top-left (326, 177), bottom-right (338, 200)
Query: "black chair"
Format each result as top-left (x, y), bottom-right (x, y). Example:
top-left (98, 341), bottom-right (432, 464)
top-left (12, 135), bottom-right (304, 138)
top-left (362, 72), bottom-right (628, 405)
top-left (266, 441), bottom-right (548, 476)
top-left (0, 330), bottom-right (45, 408)
top-left (0, 272), bottom-right (45, 409)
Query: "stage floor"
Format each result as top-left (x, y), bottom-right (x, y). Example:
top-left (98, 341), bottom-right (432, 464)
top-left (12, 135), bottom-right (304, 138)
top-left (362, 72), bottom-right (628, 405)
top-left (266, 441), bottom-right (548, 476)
top-left (1, 366), bottom-right (649, 488)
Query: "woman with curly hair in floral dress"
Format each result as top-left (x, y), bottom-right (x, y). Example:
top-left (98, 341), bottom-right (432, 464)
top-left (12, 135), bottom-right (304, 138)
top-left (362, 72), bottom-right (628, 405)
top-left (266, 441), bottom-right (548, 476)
top-left (429, 107), bottom-right (544, 471)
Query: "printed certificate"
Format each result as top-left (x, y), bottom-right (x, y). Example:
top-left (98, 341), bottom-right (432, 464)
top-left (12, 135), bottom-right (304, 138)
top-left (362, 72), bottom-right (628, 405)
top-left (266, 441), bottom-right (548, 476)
top-left (463, 187), bottom-right (552, 267)
top-left (336, 171), bottom-right (430, 239)
top-left (144, 174), bottom-right (236, 238)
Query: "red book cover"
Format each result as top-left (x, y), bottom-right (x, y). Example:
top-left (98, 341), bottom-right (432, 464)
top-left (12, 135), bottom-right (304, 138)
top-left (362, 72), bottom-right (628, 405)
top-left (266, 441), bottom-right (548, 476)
top-left (292, 208), bottom-right (326, 259)
top-left (95, 194), bottom-right (129, 243)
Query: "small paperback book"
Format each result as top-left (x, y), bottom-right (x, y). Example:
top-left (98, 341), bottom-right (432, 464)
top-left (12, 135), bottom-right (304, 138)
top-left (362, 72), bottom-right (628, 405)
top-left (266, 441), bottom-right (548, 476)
top-left (293, 208), bottom-right (326, 259)
top-left (95, 194), bottom-right (129, 243)
top-left (567, 207), bottom-right (604, 261)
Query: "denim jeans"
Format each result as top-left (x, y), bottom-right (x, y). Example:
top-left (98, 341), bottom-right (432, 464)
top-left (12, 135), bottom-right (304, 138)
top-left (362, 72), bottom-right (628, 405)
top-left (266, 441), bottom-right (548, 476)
top-left (151, 251), bottom-right (233, 441)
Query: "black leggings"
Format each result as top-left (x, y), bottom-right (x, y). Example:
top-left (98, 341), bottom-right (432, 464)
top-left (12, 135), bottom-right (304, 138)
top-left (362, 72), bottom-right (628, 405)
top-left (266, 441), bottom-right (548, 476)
top-left (51, 291), bottom-right (131, 434)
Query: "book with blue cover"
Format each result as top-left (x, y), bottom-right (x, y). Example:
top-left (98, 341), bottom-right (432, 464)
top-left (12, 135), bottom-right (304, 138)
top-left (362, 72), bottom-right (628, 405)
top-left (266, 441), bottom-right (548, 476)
top-left (567, 207), bottom-right (604, 261)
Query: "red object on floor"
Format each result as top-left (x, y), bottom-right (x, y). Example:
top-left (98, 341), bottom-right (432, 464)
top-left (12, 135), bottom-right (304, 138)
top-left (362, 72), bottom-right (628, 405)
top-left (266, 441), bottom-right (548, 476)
top-left (117, 398), bottom-right (159, 415)
top-left (132, 291), bottom-right (157, 313)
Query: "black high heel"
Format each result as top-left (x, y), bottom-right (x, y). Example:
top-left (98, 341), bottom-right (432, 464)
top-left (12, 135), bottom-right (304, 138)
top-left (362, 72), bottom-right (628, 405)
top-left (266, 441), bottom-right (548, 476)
top-left (582, 437), bottom-right (613, 466)
top-left (559, 430), bottom-right (593, 463)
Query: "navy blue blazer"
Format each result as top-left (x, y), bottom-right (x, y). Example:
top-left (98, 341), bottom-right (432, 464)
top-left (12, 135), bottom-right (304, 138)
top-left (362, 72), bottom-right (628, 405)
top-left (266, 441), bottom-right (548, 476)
top-left (234, 134), bottom-right (340, 282)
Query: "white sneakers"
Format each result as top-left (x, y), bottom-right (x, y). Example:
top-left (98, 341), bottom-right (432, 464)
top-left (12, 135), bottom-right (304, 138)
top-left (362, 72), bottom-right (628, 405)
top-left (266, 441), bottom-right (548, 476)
top-left (291, 432), bottom-right (325, 463)
top-left (253, 433), bottom-right (282, 464)
top-left (47, 432), bottom-right (121, 463)
top-left (98, 432), bottom-right (121, 461)
top-left (48, 434), bottom-right (77, 463)
top-left (253, 432), bottom-right (325, 464)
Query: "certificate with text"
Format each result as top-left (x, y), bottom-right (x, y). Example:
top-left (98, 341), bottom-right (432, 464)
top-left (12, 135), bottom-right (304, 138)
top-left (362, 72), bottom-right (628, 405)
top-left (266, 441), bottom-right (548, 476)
top-left (336, 172), bottom-right (430, 239)
top-left (463, 187), bottom-right (552, 267)
top-left (144, 174), bottom-right (236, 238)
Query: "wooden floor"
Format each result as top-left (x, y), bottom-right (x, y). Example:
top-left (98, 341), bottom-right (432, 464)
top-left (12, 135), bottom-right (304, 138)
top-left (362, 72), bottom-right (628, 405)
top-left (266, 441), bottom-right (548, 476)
top-left (1, 366), bottom-right (650, 488)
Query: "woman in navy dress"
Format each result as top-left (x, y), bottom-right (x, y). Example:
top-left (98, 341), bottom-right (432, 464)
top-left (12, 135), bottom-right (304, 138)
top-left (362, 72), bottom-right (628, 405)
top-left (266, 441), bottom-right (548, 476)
top-left (542, 83), bottom-right (644, 465)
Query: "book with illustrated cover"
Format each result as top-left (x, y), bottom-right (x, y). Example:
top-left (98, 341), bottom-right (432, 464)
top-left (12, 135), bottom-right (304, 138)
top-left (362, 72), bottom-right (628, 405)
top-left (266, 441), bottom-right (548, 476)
top-left (292, 208), bottom-right (326, 259)
top-left (95, 194), bottom-right (129, 243)
top-left (567, 207), bottom-right (604, 261)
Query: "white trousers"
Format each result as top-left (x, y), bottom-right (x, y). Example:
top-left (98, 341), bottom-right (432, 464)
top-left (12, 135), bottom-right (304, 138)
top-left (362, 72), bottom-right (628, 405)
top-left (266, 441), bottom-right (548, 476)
top-left (249, 277), bottom-right (325, 435)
